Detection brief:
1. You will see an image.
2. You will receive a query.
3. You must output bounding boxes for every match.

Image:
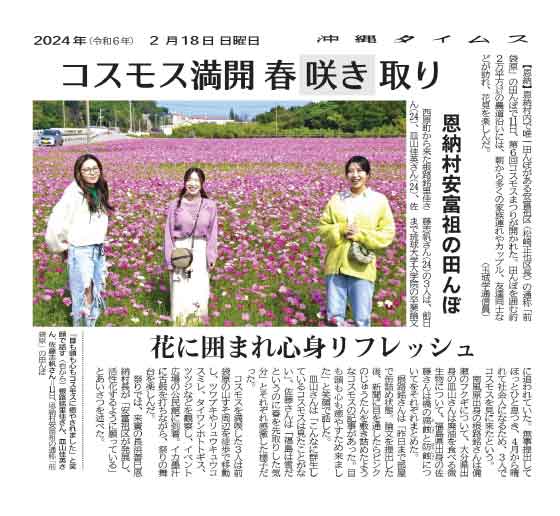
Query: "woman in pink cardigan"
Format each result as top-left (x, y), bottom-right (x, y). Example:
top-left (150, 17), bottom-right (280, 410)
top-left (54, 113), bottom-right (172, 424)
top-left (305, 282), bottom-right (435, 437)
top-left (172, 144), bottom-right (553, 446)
top-left (164, 167), bottom-right (218, 325)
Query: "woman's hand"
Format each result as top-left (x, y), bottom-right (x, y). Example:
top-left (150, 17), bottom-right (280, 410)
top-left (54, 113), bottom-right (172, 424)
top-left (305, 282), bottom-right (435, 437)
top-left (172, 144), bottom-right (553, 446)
top-left (344, 223), bottom-right (359, 241)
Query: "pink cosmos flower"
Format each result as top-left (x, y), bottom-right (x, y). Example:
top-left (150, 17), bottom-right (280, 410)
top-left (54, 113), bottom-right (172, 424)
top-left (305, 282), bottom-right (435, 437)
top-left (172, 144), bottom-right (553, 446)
top-left (33, 136), bottom-right (405, 328)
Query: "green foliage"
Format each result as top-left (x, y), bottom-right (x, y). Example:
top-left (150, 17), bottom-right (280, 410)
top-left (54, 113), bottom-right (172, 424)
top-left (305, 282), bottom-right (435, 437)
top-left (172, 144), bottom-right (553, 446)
top-left (255, 101), bottom-right (405, 133)
top-left (33, 101), bottom-right (169, 130)
top-left (33, 101), bottom-right (67, 129)
top-left (171, 101), bottom-right (405, 138)
top-left (172, 121), bottom-right (404, 139)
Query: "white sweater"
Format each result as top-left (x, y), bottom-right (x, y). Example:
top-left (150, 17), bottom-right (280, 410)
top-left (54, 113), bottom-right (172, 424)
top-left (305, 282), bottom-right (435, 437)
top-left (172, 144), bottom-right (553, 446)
top-left (340, 187), bottom-right (381, 224)
top-left (45, 181), bottom-right (108, 253)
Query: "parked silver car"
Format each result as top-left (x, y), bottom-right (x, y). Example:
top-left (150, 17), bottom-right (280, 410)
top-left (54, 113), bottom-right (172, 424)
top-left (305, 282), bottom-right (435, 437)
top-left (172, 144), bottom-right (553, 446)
top-left (39, 129), bottom-right (63, 146)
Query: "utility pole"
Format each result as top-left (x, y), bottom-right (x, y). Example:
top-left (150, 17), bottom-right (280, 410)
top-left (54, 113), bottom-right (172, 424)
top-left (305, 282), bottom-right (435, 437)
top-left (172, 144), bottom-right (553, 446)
top-left (62, 100), bottom-right (66, 129)
top-left (129, 100), bottom-right (133, 133)
top-left (86, 100), bottom-right (90, 144)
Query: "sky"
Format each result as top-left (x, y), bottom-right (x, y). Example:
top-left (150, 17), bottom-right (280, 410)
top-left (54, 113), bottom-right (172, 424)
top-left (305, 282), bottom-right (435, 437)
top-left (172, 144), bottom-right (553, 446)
top-left (157, 100), bottom-right (310, 120)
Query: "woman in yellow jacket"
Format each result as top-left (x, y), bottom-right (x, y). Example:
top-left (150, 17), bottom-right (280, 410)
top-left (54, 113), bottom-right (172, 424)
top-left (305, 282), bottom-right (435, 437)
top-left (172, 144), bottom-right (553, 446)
top-left (319, 156), bottom-right (395, 326)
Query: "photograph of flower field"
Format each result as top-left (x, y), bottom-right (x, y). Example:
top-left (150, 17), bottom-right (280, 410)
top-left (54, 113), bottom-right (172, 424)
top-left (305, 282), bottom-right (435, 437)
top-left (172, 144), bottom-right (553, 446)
top-left (33, 102), bottom-right (406, 327)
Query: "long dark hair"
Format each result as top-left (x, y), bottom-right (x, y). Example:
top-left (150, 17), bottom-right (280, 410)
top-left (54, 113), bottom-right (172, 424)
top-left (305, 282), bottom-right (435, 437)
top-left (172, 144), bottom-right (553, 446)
top-left (73, 154), bottom-right (114, 213)
top-left (177, 167), bottom-right (209, 208)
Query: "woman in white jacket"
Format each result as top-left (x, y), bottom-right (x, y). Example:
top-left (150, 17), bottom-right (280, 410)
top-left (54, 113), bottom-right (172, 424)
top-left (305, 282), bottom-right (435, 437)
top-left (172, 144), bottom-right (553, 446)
top-left (45, 154), bottom-right (113, 326)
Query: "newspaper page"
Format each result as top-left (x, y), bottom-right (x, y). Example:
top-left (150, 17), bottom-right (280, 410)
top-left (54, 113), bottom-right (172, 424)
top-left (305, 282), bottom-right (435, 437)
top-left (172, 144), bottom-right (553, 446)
top-left (4, 3), bottom-right (556, 515)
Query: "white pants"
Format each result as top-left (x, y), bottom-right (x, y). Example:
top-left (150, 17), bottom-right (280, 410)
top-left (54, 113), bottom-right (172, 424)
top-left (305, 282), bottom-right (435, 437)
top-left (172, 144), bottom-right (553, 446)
top-left (170, 237), bottom-right (209, 325)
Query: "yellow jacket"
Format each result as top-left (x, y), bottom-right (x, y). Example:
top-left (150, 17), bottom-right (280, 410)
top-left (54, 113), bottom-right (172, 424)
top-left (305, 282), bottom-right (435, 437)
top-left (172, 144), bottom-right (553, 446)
top-left (318, 188), bottom-right (396, 282)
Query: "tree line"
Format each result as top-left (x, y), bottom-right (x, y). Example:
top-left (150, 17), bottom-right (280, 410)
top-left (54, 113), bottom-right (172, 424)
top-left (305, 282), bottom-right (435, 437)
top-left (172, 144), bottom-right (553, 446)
top-left (33, 101), bottom-right (169, 130)
top-left (173, 101), bottom-right (405, 138)
top-left (33, 100), bottom-right (406, 137)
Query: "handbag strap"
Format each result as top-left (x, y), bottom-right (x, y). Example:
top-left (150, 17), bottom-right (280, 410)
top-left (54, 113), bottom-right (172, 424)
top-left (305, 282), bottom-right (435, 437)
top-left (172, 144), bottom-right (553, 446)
top-left (173, 198), bottom-right (204, 250)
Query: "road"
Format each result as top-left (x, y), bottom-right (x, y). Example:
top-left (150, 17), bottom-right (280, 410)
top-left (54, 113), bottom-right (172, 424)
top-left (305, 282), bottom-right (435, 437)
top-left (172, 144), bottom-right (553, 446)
top-left (33, 131), bottom-right (135, 148)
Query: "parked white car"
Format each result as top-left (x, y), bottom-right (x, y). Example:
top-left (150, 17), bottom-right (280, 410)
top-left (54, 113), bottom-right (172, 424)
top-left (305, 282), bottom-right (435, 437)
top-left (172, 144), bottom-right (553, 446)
top-left (39, 129), bottom-right (63, 146)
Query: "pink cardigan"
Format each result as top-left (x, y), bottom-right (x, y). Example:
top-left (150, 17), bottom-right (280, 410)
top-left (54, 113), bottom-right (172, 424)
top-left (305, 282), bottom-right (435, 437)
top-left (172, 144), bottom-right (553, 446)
top-left (164, 197), bottom-right (218, 270)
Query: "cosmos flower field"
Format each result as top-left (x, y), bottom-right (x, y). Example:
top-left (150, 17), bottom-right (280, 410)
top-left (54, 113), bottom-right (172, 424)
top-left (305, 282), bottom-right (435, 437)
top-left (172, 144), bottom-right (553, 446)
top-left (33, 137), bottom-right (406, 326)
